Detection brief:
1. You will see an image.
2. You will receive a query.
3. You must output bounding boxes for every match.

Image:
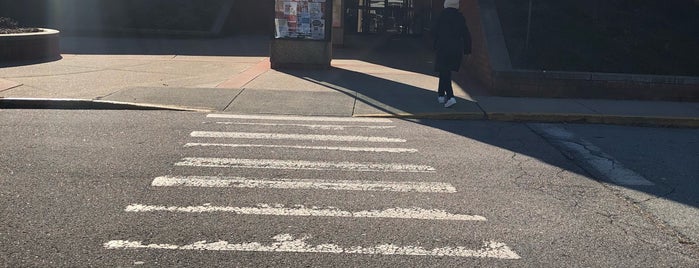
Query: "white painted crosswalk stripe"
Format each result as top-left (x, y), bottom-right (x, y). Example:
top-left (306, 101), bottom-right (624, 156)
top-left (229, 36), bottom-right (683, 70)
top-left (191, 131), bottom-right (406, 143)
top-left (151, 175), bottom-right (453, 192)
top-left (175, 158), bottom-right (436, 173)
top-left (105, 234), bottom-right (520, 259)
top-left (125, 203), bottom-right (487, 221)
top-left (207, 114), bottom-right (393, 123)
top-left (184, 143), bottom-right (418, 153)
top-left (213, 122), bottom-right (396, 130)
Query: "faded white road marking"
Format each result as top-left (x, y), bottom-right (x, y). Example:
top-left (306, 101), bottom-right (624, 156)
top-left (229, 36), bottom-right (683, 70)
top-left (191, 131), bottom-right (406, 143)
top-left (151, 176), bottom-right (455, 192)
top-left (530, 124), bottom-right (654, 186)
top-left (105, 234), bottom-right (520, 259)
top-left (207, 114), bottom-right (392, 123)
top-left (175, 158), bottom-right (436, 173)
top-left (214, 122), bottom-right (396, 130)
top-left (184, 143), bottom-right (417, 153)
top-left (125, 203), bottom-right (486, 221)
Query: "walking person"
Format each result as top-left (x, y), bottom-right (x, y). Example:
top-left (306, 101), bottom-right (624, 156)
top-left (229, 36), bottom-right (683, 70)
top-left (432, 0), bottom-right (472, 108)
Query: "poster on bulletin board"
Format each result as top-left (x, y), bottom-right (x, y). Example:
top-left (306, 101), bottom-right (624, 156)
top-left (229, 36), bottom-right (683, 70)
top-left (274, 0), bottom-right (331, 41)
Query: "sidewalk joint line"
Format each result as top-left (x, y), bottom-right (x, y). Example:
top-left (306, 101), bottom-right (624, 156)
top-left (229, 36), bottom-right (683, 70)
top-left (96, 88), bottom-right (127, 100)
top-left (573, 99), bottom-right (601, 113)
top-left (223, 88), bottom-right (245, 111)
top-left (351, 91), bottom-right (358, 116)
top-left (474, 101), bottom-right (489, 119)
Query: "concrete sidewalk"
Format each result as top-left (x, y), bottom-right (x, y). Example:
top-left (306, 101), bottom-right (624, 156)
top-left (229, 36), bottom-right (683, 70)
top-left (1, 35), bottom-right (698, 127)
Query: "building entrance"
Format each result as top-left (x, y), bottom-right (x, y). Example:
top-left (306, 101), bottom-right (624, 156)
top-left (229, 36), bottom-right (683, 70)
top-left (344, 0), bottom-right (421, 35)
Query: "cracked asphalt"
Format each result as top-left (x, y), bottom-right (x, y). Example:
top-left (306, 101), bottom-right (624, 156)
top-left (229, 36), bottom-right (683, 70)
top-left (530, 123), bottom-right (699, 246)
top-left (0, 110), bottom-right (697, 266)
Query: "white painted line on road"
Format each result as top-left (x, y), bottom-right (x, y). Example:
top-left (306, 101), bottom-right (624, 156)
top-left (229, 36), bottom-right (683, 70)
top-left (105, 234), bottom-right (520, 259)
top-left (151, 176), bottom-right (455, 192)
top-left (175, 158), bottom-right (436, 173)
top-left (214, 122), bottom-right (396, 130)
top-left (191, 131), bottom-right (406, 143)
top-left (125, 203), bottom-right (486, 221)
top-left (531, 124), bottom-right (655, 186)
top-left (184, 143), bottom-right (418, 153)
top-left (207, 114), bottom-right (393, 123)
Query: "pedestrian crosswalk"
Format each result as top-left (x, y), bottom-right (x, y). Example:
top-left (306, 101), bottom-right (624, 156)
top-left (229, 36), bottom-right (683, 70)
top-left (105, 113), bottom-right (521, 260)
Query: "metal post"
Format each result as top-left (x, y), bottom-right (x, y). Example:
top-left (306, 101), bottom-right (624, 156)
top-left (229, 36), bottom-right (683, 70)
top-left (525, 0), bottom-right (532, 52)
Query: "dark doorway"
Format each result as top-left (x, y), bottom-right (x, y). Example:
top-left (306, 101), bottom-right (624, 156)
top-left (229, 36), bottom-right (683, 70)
top-left (345, 0), bottom-right (420, 35)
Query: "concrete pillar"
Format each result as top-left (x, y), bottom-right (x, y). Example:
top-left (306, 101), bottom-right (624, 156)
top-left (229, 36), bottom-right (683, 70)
top-left (270, 0), bottom-right (334, 69)
top-left (332, 0), bottom-right (344, 47)
top-left (270, 39), bottom-right (332, 69)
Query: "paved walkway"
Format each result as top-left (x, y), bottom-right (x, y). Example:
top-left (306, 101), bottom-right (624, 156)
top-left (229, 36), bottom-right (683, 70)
top-left (1, 34), bottom-right (697, 127)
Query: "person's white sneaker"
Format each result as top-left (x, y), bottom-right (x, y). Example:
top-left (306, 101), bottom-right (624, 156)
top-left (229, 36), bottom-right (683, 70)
top-left (444, 97), bottom-right (456, 108)
top-left (437, 96), bottom-right (446, 104)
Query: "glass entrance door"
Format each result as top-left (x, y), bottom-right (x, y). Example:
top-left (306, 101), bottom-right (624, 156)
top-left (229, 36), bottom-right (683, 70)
top-left (385, 0), bottom-right (414, 34)
top-left (345, 0), bottom-right (416, 34)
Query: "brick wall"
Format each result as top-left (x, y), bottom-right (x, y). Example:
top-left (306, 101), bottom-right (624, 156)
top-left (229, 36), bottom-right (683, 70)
top-left (460, 0), bottom-right (494, 87)
top-left (492, 70), bottom-right (699, 101)
top-left (456, 0), bottom-right (699, 101)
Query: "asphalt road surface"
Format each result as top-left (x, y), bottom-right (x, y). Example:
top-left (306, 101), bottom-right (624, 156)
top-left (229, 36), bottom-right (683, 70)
top-left (1, 110), bottom-right (697, 267)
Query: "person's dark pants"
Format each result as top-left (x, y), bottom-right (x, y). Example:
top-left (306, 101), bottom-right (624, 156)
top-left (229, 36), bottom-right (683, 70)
top-left (438, 71), bottom-right (454, 99)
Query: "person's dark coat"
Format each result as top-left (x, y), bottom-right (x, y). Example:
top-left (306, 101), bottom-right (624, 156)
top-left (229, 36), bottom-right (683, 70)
top-left (432, 7), bottom-right (472, 72)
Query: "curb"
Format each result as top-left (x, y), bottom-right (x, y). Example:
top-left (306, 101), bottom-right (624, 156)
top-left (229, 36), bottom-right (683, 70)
top-left (0, 98), bottom-right (212, 112)
top-left (485, 113), bottom-right (699, 128)
top-left (2, 98), bottom-right (696, 128)
top-left (354, 112), bottom-right (486, 120)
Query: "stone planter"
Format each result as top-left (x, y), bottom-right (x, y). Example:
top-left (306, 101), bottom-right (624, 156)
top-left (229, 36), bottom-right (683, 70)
top-left (0, 28), bottom-right (60, 63)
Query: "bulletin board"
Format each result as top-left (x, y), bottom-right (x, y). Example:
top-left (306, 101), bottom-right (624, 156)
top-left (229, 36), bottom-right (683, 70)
top-left (274, 0), bottom-right (331, 41)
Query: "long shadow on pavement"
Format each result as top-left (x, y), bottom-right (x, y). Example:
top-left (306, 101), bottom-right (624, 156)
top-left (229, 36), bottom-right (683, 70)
top-left (270, 66), bottom-right (481, 117)
top-left (275, 34), bottom-right (698, 212)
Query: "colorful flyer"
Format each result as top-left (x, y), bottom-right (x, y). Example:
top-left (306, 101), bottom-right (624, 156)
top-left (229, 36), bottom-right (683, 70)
top-left (309, 3), bottom-right (323, 19)
top-left (284, 2), bottom-right (297, 16)
top-left (311, 19), bottom-right (325, 39)
top-left (275, 0), bottom-right (327, 40)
